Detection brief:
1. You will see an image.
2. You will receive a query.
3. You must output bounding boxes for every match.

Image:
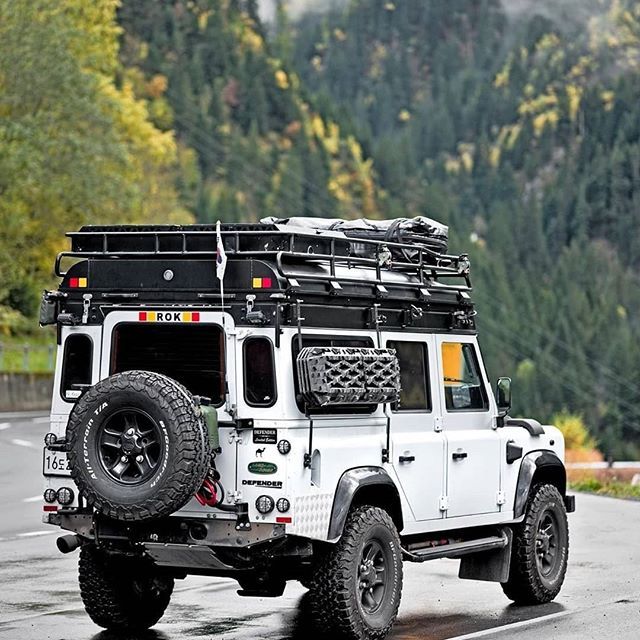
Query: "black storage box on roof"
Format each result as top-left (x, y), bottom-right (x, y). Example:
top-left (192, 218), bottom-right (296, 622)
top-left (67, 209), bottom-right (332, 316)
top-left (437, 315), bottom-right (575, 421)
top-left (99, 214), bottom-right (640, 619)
top-left (261, 216), bottom-right (448, 263)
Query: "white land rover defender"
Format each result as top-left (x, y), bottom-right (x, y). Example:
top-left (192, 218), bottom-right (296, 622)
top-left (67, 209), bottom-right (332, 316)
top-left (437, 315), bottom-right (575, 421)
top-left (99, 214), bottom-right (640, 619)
top-left (40, 218), bottom-right (574, 640)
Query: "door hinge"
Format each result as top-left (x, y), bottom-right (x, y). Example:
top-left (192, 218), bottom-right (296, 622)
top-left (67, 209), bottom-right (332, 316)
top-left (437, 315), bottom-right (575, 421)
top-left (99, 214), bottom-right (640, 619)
top-left (228, 430), bottom-right (243, 445)
top-left (496, 490), bottom-right (506, 506)
top-left (434, 416), bottom-right (443, 432)
top-left (439, 495), bottom-right (449, 512)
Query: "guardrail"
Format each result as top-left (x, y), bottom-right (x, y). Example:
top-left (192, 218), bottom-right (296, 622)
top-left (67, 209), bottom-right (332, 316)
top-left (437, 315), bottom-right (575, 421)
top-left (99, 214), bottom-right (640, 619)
top-left (0, 343), bottom-right (56, 373)
top-left (566, 461), bottom-right (640, 469)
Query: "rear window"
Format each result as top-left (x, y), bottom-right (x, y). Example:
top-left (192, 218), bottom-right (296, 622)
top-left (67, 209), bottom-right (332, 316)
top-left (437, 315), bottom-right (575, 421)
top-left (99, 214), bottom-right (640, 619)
top-left (387, 340), bottom-right (431, 412)
top-left (111, 323), bottom-right (225, 404)
top-left (244, 337), bottom-right (276, 407)
top-left (61, 334), bottom-right (93, 401)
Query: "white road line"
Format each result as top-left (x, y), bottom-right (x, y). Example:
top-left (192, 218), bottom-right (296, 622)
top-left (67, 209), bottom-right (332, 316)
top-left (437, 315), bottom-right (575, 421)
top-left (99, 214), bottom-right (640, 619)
top-left (16, 530), bottom-right (56, 538)
top-left (447, 609), bottom-right (574, 639)
top-left (10, 438), bottom-right (35, 448)
top-left (0, 422), bottom-right (10, 431)
top-left (22, 495), bottom-right (42, 503)
top-left (32, 416), bottom-right (50, 424)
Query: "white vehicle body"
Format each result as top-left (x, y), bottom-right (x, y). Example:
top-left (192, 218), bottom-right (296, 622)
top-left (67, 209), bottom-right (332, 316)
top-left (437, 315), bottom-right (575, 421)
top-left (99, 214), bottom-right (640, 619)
top-left (44, 312), bottom-right (564, 540)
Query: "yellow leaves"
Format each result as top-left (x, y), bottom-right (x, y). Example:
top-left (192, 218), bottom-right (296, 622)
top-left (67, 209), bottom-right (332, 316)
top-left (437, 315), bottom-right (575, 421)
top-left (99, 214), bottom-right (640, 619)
top-left (601, 90), bottom-right (615, 111)
top-left (99, 80), bottom-right (176, 164)
top-left (333, 28), bottom-right (347, 42)
top-left (489, 145), bottom-right (501, 168)
top-left (324, 122), bottom-right (340, 155)
top-left (536, 33), bottom-right (561, 53)
top-left (459, 144), bottom-right (474, 172)
top-left (384, 2), bottom-right (396, 11)
top-left (444, 156), bottom-right (462, 174)
top-left (518, 90), bottom-right (558, 116)
top-left (568, 56), bottom-right (593, 79)
top-left (552, 411), bottom-right (597, 452)
top-left (197, 9), bottom-right (213, 32)
top-left (398, 109), bottom-right (411, 123)
top-left (494, 63), bottom-right (510, 89)
top-left (532, 111), bottom-right (559, 136)
top-left (310, 114), bottom-right (325, 140)
top-left (275, 69), bottom-right (289, 90)
top-left (566, 84), bottom-right (583, 123)
top-left (311, 55), bottom-right (324, 72)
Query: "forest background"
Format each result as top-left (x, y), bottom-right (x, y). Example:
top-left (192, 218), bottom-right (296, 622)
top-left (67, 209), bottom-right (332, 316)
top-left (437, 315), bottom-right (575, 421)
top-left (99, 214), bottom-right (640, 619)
top-left (2, 0), bottom-right (640, 459)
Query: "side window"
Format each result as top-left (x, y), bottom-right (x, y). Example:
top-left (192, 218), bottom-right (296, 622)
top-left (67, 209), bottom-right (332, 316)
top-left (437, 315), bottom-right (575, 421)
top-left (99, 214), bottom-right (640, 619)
top-left (61, 334), bottom-right (92, 401)
top-left (244, 337), bottom-right (276, 407)
top-left (292, 335), bottom-right (374, 414)
top-left (442, 342), bottom-right (488, 411)
top-left (387, 341), bottom-right (430, 412)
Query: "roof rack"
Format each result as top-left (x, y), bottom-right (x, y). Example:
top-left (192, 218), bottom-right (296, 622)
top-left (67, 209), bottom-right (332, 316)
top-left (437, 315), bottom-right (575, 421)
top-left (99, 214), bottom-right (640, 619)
top-left (56, 224), bottom-right (472, 296)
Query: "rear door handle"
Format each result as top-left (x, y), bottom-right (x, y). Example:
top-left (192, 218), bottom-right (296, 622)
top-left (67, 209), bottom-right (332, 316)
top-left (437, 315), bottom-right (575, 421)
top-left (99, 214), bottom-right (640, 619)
top-left (399, 455), bottom-right (415, 464)
top-left (452, 451), bottom-right (468, 461)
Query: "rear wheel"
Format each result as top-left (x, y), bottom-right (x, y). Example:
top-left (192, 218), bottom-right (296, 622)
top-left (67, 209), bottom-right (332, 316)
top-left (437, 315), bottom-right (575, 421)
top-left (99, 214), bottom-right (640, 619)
top-left (502, 483), bottom-right (569, 604)
top-left (79, 544), bottom-right (173, 631)
top-left (309, 506), bottom-right (403, 640)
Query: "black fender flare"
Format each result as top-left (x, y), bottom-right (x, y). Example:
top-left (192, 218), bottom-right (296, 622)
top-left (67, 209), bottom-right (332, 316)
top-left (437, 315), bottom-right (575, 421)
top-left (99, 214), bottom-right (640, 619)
top-left (514, 450), bottom-right (567, 518)
top-left (327, 466), bottom-right (401, 540)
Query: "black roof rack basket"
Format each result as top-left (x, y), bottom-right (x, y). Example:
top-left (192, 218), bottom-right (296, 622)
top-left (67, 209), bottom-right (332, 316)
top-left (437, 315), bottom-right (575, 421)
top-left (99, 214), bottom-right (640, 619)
top-left (57, 222), bottom-right (472, 294)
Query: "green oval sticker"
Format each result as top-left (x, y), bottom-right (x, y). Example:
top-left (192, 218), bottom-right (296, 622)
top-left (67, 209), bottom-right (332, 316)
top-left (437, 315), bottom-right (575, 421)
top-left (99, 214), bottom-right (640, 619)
top-left (248, 461), bottom-right (278, 475)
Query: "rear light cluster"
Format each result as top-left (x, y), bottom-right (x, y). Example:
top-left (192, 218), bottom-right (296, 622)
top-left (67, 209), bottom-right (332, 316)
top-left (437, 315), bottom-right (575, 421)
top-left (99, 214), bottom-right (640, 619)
top-left (68, 277), bottom-right (87, 288)
top-left (43, 487), bottom-right (75, 506)
top-left (255, 495), bottom-right (292, 523)
top-left (252, 277), bottom-right (272, 289)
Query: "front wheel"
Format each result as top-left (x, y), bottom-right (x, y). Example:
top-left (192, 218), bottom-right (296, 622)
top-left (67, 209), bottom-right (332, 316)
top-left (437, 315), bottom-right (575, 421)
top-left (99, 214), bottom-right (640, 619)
top-left (502, 483), bottom-right (569, 604)
top-left (309, 506), bottom-right (403, 640)
top-left (79, 544), bottom-right (174, 631)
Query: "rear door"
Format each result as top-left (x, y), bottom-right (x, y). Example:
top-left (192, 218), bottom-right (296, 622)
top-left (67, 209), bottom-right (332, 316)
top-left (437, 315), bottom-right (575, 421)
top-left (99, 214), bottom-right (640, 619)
top-left (384, 335), bottom-right (445, 521)
top-left (435, 336), bottom-right (502, 518)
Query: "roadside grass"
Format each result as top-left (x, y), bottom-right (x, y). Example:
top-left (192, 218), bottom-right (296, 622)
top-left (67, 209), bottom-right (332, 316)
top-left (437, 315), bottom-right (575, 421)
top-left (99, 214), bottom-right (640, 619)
top-left (0, 332), bottom-right (56, 373)
top-left (570, 476), bottom-right (640, 500)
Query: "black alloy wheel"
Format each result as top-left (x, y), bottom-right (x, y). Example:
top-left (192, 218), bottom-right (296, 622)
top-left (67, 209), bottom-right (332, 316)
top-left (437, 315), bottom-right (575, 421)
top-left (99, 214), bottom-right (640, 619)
top-left (535, 510), bottom-right (561, 578)
top-left (97, 408), bottom-right (163, 485)
top-left (357, 540), bottom-right (391, 616)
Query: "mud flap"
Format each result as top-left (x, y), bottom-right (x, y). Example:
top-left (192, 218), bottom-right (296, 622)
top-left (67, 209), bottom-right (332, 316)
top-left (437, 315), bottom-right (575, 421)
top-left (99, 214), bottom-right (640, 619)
top-left (458, 528), bottom-right (513, 583)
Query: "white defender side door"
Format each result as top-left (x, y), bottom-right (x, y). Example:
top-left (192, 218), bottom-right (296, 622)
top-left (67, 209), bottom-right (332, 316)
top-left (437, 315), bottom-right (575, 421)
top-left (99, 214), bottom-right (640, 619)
top-left (384, 334), bottom-right (445, 521)
top-left (435, 336), bottom-right (502, 518)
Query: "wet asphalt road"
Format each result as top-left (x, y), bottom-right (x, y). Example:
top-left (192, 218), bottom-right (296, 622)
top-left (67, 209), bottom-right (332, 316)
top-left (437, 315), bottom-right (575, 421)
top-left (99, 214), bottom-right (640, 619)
top-left (0, 413), bottom-right (639, 640)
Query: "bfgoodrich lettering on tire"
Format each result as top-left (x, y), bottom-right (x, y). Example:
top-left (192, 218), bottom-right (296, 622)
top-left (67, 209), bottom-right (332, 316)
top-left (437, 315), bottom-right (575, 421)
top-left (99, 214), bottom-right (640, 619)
top-left (502, 483), bottom-right (569, 604)
top-left (309, 505), bottom-right (403, 640)
top-left (66, 370), bottom-right (210, 521)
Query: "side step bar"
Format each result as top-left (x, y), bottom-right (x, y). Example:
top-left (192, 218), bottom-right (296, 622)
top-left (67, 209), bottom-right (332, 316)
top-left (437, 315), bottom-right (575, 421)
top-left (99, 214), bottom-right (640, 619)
top-left (402, 531), bottom-right (509, 563)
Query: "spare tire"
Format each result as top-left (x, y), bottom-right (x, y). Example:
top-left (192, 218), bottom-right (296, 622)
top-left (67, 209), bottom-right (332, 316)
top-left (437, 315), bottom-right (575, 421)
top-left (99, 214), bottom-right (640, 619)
top-left (66, 370), bottom-right (210, 521)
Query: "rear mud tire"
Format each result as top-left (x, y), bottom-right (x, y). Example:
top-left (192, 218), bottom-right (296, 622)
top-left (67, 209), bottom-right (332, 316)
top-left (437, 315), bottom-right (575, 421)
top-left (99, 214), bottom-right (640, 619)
top-left (66, 370), bottom-right (210, 521)
top-left (79, 543), bottom-right (173, 631)
top-left (502, 483), bottom-right (569, 604)
top-left (309, 506), bottom-right (403, 640)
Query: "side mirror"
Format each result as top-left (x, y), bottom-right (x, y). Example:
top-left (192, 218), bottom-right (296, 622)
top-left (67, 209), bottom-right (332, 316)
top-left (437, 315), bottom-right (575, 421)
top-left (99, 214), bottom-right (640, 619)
top-left (496, 377), bottom-right (512, 414)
